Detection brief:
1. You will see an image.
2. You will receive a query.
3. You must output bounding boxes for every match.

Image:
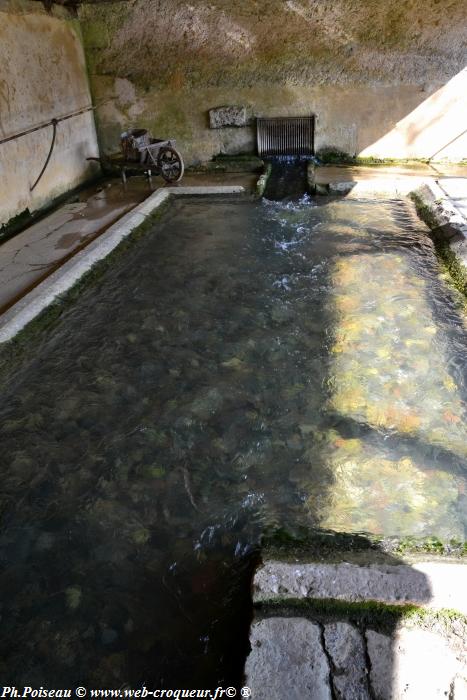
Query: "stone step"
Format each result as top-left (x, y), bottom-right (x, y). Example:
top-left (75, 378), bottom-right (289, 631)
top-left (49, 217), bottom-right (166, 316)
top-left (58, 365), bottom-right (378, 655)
top-left (245, 558), bottom-right (467, 699)
top-left (253, 559), bottom-right (467, 614)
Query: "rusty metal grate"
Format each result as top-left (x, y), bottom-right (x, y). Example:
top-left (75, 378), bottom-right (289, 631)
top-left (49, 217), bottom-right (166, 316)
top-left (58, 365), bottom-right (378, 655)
top-left (257, 116), bottom-right (315, 156)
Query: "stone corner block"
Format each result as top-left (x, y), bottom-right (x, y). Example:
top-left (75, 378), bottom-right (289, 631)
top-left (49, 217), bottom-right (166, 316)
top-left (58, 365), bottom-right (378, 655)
top-left (245, 617), bottom-right (331, 700)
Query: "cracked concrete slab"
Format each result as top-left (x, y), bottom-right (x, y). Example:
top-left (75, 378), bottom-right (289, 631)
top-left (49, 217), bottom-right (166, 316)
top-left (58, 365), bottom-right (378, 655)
top-left (249, 557), bottom-right (467, 698)
top-left (253, 560), bottom-right (467, 614)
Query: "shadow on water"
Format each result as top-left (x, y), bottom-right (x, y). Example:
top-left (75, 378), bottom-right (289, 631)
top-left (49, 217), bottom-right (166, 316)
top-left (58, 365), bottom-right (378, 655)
top-left (0, 168), bottom-right (465, 691)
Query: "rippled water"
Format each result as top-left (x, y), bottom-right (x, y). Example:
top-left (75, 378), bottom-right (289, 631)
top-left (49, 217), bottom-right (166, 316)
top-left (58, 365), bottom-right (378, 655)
top-left (0, 193), bottom-right (466, 686)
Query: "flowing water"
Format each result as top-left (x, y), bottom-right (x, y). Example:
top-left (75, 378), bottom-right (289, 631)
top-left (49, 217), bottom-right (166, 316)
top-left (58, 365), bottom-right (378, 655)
top-left (263, 157), bottom-right (309, 200)
top-left (0, 192), bottom-right (466, 687)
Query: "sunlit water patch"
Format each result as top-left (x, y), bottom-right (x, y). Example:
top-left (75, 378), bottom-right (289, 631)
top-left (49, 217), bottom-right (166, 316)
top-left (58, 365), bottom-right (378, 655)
top-left (0, 195), bottom-right (466, 686)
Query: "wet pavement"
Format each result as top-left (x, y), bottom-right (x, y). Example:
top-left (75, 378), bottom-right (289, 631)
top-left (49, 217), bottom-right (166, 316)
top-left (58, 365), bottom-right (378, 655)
top-left (312, 163), bottom-right (467, 199)
top-left (0, 173), bottom-right (257, 315)
top-left (0, 177), bottom-right (152, 314)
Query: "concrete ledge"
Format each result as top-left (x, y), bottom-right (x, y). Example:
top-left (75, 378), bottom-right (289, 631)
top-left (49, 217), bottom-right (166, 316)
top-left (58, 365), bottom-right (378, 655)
top-left (0, 185), bottom-right (244, 344)
top-left (253, 560), bottom-right (467, 615)
top-left (309, 164), bottom-right (436, 197)
top-left (411, 180), bottom-right (467, 270)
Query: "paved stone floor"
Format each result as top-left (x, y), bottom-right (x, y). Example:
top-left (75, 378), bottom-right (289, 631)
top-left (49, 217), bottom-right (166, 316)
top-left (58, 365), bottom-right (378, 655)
top-left (312, 163), bottom-right (467, 186)
top-left (311, 163), bottom-right (467, 198)
top-left (437, 177), bottom-right (467, 221)
top-left (0, 177), bottom-right (151, 313)
top-left (0, 172), bottom-right (257, 315)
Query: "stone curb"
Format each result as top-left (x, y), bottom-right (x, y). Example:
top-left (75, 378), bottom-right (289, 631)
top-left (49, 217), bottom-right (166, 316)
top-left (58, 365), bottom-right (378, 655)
top-left (411, 180), bottom-right (467, 270)
top-left (0, 185), bottom-right (245, 343)
top-left (253, 560), bottom-right (467, 615)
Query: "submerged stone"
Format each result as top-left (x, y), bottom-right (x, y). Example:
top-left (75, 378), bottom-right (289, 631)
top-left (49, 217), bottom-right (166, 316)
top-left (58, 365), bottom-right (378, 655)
top-left (65, 586), bottom-right (82, 610)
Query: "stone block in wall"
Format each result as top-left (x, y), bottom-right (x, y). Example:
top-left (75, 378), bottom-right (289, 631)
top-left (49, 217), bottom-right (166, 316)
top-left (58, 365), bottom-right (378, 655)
top-left (209, 106), bottom-right (247, 129)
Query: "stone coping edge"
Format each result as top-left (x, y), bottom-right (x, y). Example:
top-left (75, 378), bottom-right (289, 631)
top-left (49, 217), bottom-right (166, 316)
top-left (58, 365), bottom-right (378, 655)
top-left (253, 560), bottom-right (467, 616)
top-left (0, 185), bottom-right (245, 344)
top-left (410, 180), bottom-right (467, 271)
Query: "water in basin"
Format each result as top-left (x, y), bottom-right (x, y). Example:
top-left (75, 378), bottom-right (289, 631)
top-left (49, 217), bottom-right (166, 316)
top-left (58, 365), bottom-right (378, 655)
top-left (0, 193), bottom-right (466, 686)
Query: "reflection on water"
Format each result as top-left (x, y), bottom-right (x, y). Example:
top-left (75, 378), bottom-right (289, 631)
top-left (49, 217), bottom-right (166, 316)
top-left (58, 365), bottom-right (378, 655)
top-left (0, 194), bottom-right (466, 686)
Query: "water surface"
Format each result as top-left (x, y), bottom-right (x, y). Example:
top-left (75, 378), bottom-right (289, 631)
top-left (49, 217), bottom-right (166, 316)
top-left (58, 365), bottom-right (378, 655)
top-left (0, 194), bottom-right (466, 686)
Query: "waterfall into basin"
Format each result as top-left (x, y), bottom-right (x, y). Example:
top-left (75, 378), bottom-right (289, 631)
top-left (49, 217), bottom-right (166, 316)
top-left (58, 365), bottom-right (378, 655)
top-left (257, 115), bottom-right (315, 200)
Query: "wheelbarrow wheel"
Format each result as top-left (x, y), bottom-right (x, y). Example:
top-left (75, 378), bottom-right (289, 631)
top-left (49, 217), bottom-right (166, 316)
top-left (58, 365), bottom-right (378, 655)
top-left (158, 146), bottom-right (184, 183)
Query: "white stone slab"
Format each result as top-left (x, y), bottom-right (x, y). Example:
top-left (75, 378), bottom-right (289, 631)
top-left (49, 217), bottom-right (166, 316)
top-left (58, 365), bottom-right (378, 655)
top-left (245, 617), bottom-right (332, 700)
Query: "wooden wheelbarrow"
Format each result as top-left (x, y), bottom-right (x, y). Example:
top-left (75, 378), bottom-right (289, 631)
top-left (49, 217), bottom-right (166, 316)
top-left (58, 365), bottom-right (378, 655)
top-left (88, 129), bottom-right (185, 184)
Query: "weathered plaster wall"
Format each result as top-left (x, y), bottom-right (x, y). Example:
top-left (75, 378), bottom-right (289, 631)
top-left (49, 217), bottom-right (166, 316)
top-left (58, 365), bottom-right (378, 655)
top-left (0, 0), bottom-right (99, 228)
top-left (80, 0), bottom-right (467, 165)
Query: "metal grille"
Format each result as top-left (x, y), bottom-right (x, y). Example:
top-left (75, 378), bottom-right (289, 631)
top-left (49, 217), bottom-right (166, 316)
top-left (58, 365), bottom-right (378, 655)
top-left (257, 116), bottom-right (315, 156)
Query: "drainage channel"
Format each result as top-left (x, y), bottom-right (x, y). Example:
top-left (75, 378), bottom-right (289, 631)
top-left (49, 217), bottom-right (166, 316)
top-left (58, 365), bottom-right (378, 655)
top-left (262, 157), bottom-right (310, 201)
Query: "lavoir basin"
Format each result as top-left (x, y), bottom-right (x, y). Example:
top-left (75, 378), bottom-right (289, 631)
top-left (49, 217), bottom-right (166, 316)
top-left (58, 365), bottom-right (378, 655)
top-left (0, 192), bottom-right (466, 687)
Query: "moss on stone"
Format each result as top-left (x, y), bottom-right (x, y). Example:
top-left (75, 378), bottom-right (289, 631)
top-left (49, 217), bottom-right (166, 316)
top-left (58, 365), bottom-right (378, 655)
top-left (81, 20), bottom-right (109, 50)
top-left (433, 239), bottom-right (467, 302)
top-left (317, 148), bottom-right (356, 165)
top-left (256, 162), bottom-right (272, 198)
top-left (410, 191), bottom-right (467, 310)
top-left (317, 150), bottom-right (432, 166)
top-left (0, 208), bottom-right (32, 244)
top-left (409, 192), bottom-right (439, 229)
top-left (260, 527), bottom-right (466, 563)
top-left (391, 536), bottom-right (462, 556)
top-left (256, 597), bottom-right (467, 635)
top-left (147, 102), bottom-right (193, 142)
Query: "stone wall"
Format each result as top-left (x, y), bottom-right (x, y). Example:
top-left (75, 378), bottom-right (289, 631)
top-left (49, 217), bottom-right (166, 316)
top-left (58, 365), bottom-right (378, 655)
top-left (80, 0), bottom-right (467, 165)
top-left (0, 0), bottom-right (99, 228)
